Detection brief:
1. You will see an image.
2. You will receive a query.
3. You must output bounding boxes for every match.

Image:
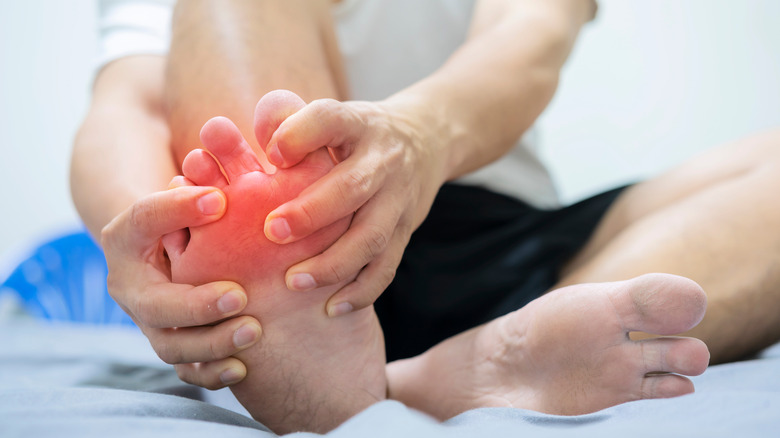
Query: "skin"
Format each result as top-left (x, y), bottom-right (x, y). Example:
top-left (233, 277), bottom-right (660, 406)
top-left (162, 99), bottom-right (709, 433)
top-left (72, 55), bottom-right (259, 384)
top-left (555, 129), bottom-right (780, 362)
top-left (71, 0), bottom-right (777, 430)
top-left (264, 0), bottom-right (600, 317)
top-left (165, 106), bottom-right (386, 434)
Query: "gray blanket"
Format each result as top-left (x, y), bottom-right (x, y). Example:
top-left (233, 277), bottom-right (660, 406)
top-left (1, 319), bottom-right (778, 437)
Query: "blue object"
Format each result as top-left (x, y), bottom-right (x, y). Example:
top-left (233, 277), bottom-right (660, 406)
top-left (0, 230), bottom-right (135, 326)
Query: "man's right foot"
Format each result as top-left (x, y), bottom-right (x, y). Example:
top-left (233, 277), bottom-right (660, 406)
top-left (165, 92), bottom-right (387, 434)
top-left (387, 273), bottom-right (710, 419)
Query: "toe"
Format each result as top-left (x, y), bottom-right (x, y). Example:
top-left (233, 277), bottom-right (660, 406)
top-left (639, 373), bottom-right (695, 400)
top-left (254, 90), bottom-right (307, 153)
top-left (182, 149), bottom-right (228, 188)
top-left (610, 273), bottom-right (707, 335)
top-left (636, 336), bottom-right (710, 376)
top-left (200, 116), bottom-right (263, 182)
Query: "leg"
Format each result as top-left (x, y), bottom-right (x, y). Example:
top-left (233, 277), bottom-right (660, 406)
top-left (559, 129), bottom-right (780, 363)
top-left (387, 274), bottom-right (709, 419)
top-left (165, 96), bottom-right (386, 434)
top-left (165, 0), bottom-right (347, 165)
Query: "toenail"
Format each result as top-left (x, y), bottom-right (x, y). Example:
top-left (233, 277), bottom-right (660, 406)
top-left (268, 143), bottom-right (283, 166)
top-left (328, 302), bottom-right (354, 318)
top-left (288, 273), bottom-right (317, 291)
top-left (267, 217), bottom-right (292, 241)
top-left (219, 368), bottom-right (244, 386)
top-left (198, 192), bottom-right (225, 216)
top-left (217, 290), bottom-right (244, 314)
top-left (233, 324), bottom-right (260, 349)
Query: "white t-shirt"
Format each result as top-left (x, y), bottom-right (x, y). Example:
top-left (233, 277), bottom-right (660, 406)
top-left (97, 0), bottom-right (560, 208)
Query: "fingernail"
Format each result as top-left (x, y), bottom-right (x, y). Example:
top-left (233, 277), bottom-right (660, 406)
top-left (328, 302), bottom-right (354, 318)
top-left (219, 367), bottom-right (244, 385)
top-left (233, 324), bottom-right (260, 349)
top-left (198, 191), bottom-right (225, 215)
top-left (268, 143), bottom-right (283, 166)
top-left (267, 217), bottom-right (291, 241)
top-left (288, 273), bottom-right (317, 291)
top-left (217, 290), bottom-right (244, 314)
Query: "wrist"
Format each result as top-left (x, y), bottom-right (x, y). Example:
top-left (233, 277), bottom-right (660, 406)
top-left (379, 93), bottom-right (458, 185)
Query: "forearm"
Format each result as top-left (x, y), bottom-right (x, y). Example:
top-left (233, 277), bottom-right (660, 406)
top-left (166, 0), bottom-right (345, 164)
top-left (385, 0), bottom-right (595, 181)
top-left (71, 56), bottom-right (175, 239)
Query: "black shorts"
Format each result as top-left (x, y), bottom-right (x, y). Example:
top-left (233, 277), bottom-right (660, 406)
top-left (375, 183), bottom-right (628, 361)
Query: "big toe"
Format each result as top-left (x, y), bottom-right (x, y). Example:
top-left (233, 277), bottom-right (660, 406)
top-left (254, 90), bottom-right (307, 152)
top-left (611, 273), bottom-right (707, 336)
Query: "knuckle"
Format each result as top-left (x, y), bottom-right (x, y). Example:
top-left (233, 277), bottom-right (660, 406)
top-left (153, 338), bottom-right (183, 364)
top-left (376, 264), bottom-right (397, 289)
top-left (129, 197), bottom-right (156, 229)
top-left (208, 339), bottom-right (223, 361)
top-left (324, 260), bottom-right (347, 285)
top-left (295, 201), bottom-right (318, 234)
top-left (341, 168), bottom-right (372, 196)
top-left (360, 225), bottom-right (389, 260)
top-left (175, 364), bottom-right (216, 389)
top-left (133, 293), bottom-right (163, 328)
top-left (174, 365), bottom-right (191, 382)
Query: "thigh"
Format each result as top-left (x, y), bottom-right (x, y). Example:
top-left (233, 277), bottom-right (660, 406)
top-left (557, 129), bottom-right (780, 361)
top-left (564, 128), bottom-right (780, 275)
top-left (166, 0), bottom-right (345, 164)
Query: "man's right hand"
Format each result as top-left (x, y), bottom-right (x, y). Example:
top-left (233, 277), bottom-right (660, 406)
top-left (101, 185), bottom-right (261, 389)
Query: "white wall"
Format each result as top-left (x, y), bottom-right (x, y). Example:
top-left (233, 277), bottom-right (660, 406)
top-left (0, 0), bottom-right (779, 268)
top-left (539, 0), bottom-right (780, 203)
top-left (0, 0), bottom-right (96, 268)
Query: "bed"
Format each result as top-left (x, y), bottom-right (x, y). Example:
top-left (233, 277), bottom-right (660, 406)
top-left (1, 230), bottom-right (778, 437)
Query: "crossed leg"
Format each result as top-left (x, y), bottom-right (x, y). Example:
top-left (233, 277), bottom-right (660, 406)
top-left (558, 129), bottom-right (780, 363)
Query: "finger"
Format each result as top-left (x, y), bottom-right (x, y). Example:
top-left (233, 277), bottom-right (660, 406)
top-left (254, 89), bottom-right (307, 152)
top-left (284, 191), bottom-right (402, 291)
top-left (267, 98), bottom-right (362, 168)
top-left (325, 229), bottom-right (408, 317)
top-left (147, 315), bottom-right (261, 364)
top-left (101, 186), bottom-right (227, 253)
top-left (636, 337), bottom-right (710, 376)
top-left (199, 116), bottom-right (263, 180)
top-left (127, 280), bottom-right (248, 329)
top-left (265, 155), bottom-right (383, 243)
top-left (638, 373), bottom-right (695, 400)
top-left (174, 358), bottom-right (248, 390)
top-left (182, 148), bottom-right (228, 187)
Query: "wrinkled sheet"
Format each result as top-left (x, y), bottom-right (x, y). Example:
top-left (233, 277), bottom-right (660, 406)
top-left (1, 319), bottom-right (779, 438)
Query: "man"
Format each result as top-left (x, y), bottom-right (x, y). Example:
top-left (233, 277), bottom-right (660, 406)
top-left (71, 0), bottom-right (778, 432)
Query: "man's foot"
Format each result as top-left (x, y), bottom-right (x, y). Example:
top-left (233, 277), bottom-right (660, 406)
top-left (164, 92), bottom-right (386, 434)
top-left (386, 273), bottom-right (710, 419)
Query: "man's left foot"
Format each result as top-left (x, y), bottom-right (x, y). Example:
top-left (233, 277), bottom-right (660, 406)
top-left (387, 273), bottom-right (710, 419)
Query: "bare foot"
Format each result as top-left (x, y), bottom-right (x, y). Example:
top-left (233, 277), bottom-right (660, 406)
top-left (164, 92), bottom-right (386, 434)
top-left (386, 273), bottom-right (710, 419)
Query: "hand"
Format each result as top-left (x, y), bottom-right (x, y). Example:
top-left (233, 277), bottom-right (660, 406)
top-left (257, 91), bottom-right (447, 316)
top-left (101, 185), bottom-right (261, 389)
